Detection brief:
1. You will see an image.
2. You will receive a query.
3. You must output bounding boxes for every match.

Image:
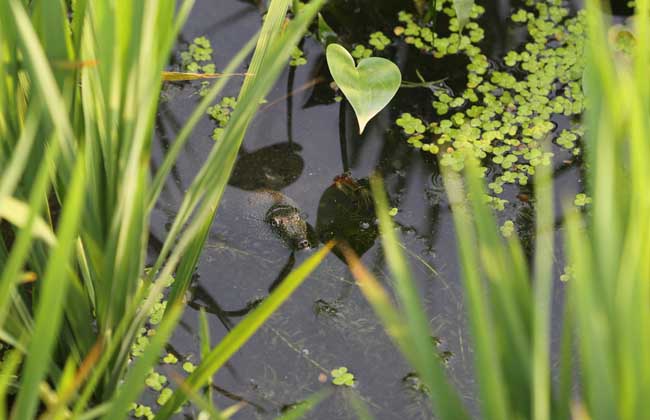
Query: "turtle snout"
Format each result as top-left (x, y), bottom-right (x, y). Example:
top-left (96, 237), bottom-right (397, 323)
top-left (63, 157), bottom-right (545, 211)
top-left (297, 239), bottom-right (310, 250)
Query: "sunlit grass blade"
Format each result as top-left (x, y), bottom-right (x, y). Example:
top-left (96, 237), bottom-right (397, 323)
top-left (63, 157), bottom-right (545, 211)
top-left (154, 242), bottom-right (333, 419)
top-left (13, 154), bottom-right (86, 420)
top-left (0, 140), bottom-right (61, 339)
top-left (368, 175), bottom-right (469, 419)
top-left (8, 0), bottom-right (75, 169)
top-left (341, 245), bottom-right (416, 365)
top-left (273, 390), bottom-right (330, 420)
top-left (148, 35), bottom-right (258, 210)
top-left (0, 197), bottom-right (56, 246)
top-left (442, 165), bottom-right (511, 420)
top-left (347, 392), bottom-right (375, 420)
top-left (531, 142), bottom-right (554, 420)
top-left (0, 350), bottom-right (21, 418)
top-left (165, 369), bottom-right (233, 420)
top-left (100, 302), bottom-right (184, 420)
top-left (198, 307), bottom-right (213, 402)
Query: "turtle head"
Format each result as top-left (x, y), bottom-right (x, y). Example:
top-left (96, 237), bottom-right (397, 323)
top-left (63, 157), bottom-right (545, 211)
top-left (265, 204), bottom-right (311, 250)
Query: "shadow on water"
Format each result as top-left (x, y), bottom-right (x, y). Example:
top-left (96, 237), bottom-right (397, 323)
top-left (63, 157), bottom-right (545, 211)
top-left (149, 0), bottom-right (588, 418)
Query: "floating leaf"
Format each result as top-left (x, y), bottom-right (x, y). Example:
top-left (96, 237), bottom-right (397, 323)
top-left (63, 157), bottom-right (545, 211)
top-left (326, 43), bottom-right (401, 134)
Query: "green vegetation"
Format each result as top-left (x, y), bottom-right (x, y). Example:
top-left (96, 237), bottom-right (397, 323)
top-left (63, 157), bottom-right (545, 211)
top-left (180, 36), bottom-right (217, 73)
top-left (0, 0), bottom-right (328, 418)
top-left (207, 96), bottom-right (238, 141)
top-left (394, 0), bottom-right (585, 210)
top-left (330, 367), bottom-right (356, 387)
top-left (346, 1), bottom-right (650, 419)
top-left (2, 0), bottom-right (648, 418)
top-left (326, 43), bottom-right (402, 133)
top-left (290, 46), bottom-right (308, 66)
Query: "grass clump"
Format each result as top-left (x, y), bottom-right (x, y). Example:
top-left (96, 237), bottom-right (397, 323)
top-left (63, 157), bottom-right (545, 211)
top-left (347, 1), bottom-right (650, 419)
top-left (0, 0), bottom-right (329, 418)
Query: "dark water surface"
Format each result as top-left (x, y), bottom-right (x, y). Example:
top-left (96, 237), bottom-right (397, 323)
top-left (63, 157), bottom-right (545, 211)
top-left (152, 1), bottom-right (584, 418)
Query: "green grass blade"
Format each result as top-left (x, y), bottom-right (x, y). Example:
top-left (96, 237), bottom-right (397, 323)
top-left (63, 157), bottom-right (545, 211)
top-left (532, 143), bottom-right (554, 420)
top-left (347, 392), bottom-right (375, 420)
top-left (100, 302), bottom-right (184, 420)
top-left (12, 153), bottom-right (86, 420)
top-left (342, 246), bottom-right (417, 363)
top-left (0, 349), bottom-right (22, 419)
top-left (369, 175), bottom-right (469, 419)
top-left (8, 0), bottom-right (75, 168)
top-left (443, 165), bottom-right (511, 420)
top-left (273, 390), bottom-right (330, 420)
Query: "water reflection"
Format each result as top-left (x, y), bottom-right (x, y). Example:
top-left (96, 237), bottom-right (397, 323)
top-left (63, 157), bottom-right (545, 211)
top-left (316, 174), bottom-right (378, 261)
top-left (229, 142), bottom-right (305, 191)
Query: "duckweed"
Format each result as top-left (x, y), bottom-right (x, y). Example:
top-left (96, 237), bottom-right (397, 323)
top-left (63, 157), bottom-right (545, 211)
top-left (331, 366), bottom-right (355, 387)
top-left (574, 193), bottom-right (592, 207)
top-left (393, 0), bottom-right (586, 209)
top-left (500, 220), bottom-right (515, 238)
top-left (145, 370), bottom-right (168, 392)
top-left (369, 31), bottom-right (391, 50)
top-left (290, 46), bottom-right (307, 66)
top-left (207, 96), bottom-right (237, 141)
top-left (182, 361), bottom-right (197, 373)
top-left (162, 353), bottom-right (178, 364)
top-left (560, 265), bottom-right (575, 282)
top-left (157, 388), bottom-right (174, 405)
top-left (351, 44), bottom-right (373, 59)
top-left (180, 36), bottom-right (216, 73)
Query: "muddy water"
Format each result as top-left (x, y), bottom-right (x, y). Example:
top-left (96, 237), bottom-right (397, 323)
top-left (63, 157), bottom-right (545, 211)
top-left (151, 0), bottom-right (584, 418)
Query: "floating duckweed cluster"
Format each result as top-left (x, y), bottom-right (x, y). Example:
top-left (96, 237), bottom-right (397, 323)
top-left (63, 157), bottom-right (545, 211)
top-left (351, 31), bottom-right (392, 59)
top-left (574, 193), bottom-right (592, 207)
top-left (331, 366), bottom-right (356, 387)
top-left (127, 275), bottom-right (195, 418)
top-left (290, 46), bottom-right (307, 66)
top-left (500, 220), bottom-right (515, 238)
top-left (207, 96), bottom-right (237, 141)
top-left (180, 36), bottom-right (216, 73)
top-left (394, 0), bottom-right (586, 210)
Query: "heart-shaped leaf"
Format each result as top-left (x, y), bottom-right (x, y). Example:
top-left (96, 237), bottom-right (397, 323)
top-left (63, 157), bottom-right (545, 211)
top-left (326, 43), bottom-right (401, 134)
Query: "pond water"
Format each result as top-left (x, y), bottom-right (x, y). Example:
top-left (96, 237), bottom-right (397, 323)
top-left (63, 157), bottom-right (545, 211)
top-left (150, 0), bottom-right (588, 418)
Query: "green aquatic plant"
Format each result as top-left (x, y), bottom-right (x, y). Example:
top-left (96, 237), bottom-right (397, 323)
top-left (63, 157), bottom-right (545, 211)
top-left (331, 367), bottom-right (356, 387)
top-left (347, 1), bottom-right (650, 419)
top-left (499, 220), bottom-right (515, 238)
top-left (369, 31), bottom-right (391, 50)
top-left (396, 113), bottom-right (426, 135)
top-left (573, 193), bottom-right (592, 207)
top-left (351, 44), bottom-right (373, 59)
top-left (289, 46), bottom-right (308, 66)
top-left (326, 43), bottom-right (402, 133)
top-left (394, 0), bottom-right (586, 209)
top-left (207, 96), bottom-right (238, 141)
top-left (180, 36), bottom-right (217, 73)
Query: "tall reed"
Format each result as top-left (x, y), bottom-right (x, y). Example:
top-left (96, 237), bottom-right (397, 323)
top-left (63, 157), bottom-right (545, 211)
top-left (0, 0), bottom-right (326, 418)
